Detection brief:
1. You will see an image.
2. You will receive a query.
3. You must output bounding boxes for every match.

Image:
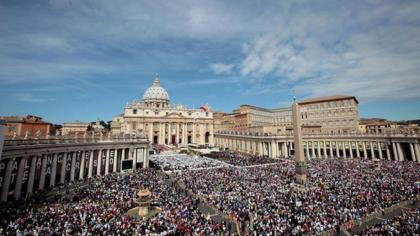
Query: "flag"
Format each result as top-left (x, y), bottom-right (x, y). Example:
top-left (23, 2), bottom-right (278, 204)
top-left (200, 106), bottom-right (208, 112)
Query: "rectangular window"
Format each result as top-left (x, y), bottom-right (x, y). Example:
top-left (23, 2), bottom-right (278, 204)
top-left (133, 109), bottom-right (137, 114)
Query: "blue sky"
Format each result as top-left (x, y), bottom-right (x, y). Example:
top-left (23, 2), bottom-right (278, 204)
top-left (0, 0), bottom-right (419, 124)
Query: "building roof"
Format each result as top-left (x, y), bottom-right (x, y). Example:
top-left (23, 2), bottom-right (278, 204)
top-left (239, 104), bottom-right (273, 113)
top-left (298, 95), bottom-right (359, 105)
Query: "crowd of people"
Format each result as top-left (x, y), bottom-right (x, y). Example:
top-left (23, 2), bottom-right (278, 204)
top-left (175, 159), bottom-right (419, 235)
top-left (1, 150), bottom-right (418, 235)
top-left (150, 152), bottom-right (228, 171)
top-left (361, 207), bottom-right (419, 235)
top-left (0, 169), bottom-right (234, 235)
top-left (204, 151), bottom-right (282, 166)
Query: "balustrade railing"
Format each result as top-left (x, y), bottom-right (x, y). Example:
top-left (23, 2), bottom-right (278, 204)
top-left (4, 134), bottom-right (148, 146)
top-left (215, 131), bottom-right (420, 139)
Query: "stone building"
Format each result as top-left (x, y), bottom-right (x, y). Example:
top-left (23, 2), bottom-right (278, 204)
top-left (111, 76), bottom-right (214, 146)
top-left (214, 95), bottom-right (360, 135)
top-left (0, 115), bottom-right (53, 138)
top-left (62, 121), bottom-right (90, 135)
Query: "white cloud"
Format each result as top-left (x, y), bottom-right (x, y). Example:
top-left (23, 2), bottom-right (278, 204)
top-left (14, 93), bottom-right (54, 103)
top-left (236, 1), bottom-right (420, 102)
top-left (209, 63), bottom-right (235, 75)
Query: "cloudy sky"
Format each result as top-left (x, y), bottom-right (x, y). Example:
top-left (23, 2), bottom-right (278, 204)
top-left (1, 0), bottom-right (419, 123)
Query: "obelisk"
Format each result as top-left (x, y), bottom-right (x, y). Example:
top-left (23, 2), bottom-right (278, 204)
top-left (292, 100), bottom-right (307, 184)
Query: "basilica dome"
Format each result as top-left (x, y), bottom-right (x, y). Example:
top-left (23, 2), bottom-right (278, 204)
top-left (142, 77), bottom-right (170, 102)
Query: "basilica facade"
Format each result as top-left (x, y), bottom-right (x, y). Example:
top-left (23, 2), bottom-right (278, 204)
top-left (111, 77), bottom-right (214, 146)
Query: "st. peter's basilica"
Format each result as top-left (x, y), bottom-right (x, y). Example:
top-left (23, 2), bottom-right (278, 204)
top-left (111, 76), bottom-right (214, 146)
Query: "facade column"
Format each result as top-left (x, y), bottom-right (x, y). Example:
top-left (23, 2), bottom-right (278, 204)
top-left (50, 153), bottom-right (58, 187)
top-left (392, 142), bottom-right (398, 161)
top-left (1, 158), bottom-right (15, 202)
top-left (385, 144), bottom-right (391, 160)
top-left (259, 142), bottom-right (263, 156)
top-left (88, 151), bottom-right (94, 178)
top-left (349, 141), bottom-right (353, 158)
top-left (356, 141), bottom-right (360, 158)
top-left (323, 141), bottom-right (327, 158)
top-left (113, 149), bottom-right (118, 172)
top-left (176, 123), bottom-right (180, 145)
top-left (39, 155), bottom-right (47, 190)
top-left (192, 122), bottom-right (196, 144)
top-left (329, 141), bottom-right (333, 158)
top-left (79, 151), bottom-right (85, 180)
top-left (362, 142), bottom-right (367, 159)
top-left (160, 123), bottom-right (164, 144)
top-left (105, 149), bottom-right (110, 175)
top-left (377, 142), bottom-right (383, 159)
top-left (409, 143), bottom-right (416, 162)
top-left (27, 156), bottom-right (37, 194)
top-left (14, 157), bottom-right (27, 200)
top-left (149, 123), bottom-right (153, 144)
top-left (343, 142), bottom-right (347, 158)
top-left (397, 143), bottom-right (404, 161)
top-left (272, 141), bottom-right (277, 158)
top-left (305, 142), bottom-right (310, 159)
top-left (60, 154), bottom-right (67, 184)
top-left (312, 141), bottom-right (316, 158)
top-left (336, 141), bottom-right (340, 158)
top-left (317, 142), bottom-right (321, 158)
top-left (283, 142), bottom-right (288, 157)
top-left (70, 152), bottom-right (76, 182)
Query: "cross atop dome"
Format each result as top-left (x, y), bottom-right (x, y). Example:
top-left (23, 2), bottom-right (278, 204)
top-left (153, 73), bottom-right (160, 87)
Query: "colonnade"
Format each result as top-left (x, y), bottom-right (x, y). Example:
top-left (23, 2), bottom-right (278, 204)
top-left (214, 135), bottom-right (420, 163)
top-left (0, 145), bottom-right (149, 202)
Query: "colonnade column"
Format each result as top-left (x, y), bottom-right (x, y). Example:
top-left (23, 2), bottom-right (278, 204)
top-left (113, 149), bottom-right (118, 172)
top-left (397, 143), bottom-right (404, 161)
top-left (79, 152), bottom-right (85, 180)
top-left (385, 144), bottom-right (391, 160)
top-left (392, 143), bottom-right (398, 161)
top-left (49, 153), bottom-right (58, 187)
top-left (414, 143), bottom-right (420, 163)
top-left (349, 142), bottom-right (353, 158)
top-left (39, 155), bottom-right (47, 190)
top-left (362, 142), bottom-right (367, 159)
top-left (97, 150), bottom-right (102, 176)
top-left (105, 149), bottom-right (110, 175)
top-left (70, 152), bottom-right (76, 182)
top-left (409, 143), bottom-right (416, 162)
top-left (27, 156), bottom-right (37, 194)
top-left (377, 142), bottom-right (383, 159)
top-left (1, 158), bottom-right (14, 202)
top-left (88, 151), bottom-right (94, 178)
top-left (14, 157), bottom-right (27, 200)
top-left (60, 154), bottom-right (67, 184)
top-left (370, 142), bottom-right (375, 159)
